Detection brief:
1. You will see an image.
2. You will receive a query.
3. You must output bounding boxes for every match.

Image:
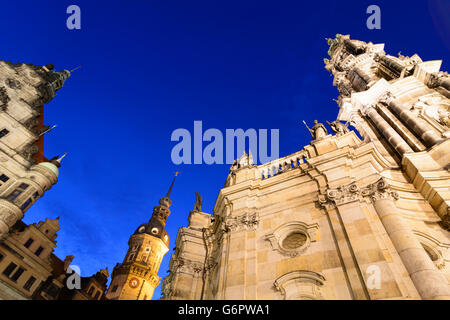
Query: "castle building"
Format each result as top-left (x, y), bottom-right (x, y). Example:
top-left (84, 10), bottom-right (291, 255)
top-left (0, 60), bottom-right (110, 301)
top-left (0, 215), bottom-right (108, 300)
top-left (106, 174), bottom-right (178, 300)
top-left (0, 60), bottom-right (70, 240)
top-left (162, 35), bottom-right (450, 300)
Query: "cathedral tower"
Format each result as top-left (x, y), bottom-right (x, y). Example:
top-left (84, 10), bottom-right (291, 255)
top-left (106, 173), bottom-right (178, 300)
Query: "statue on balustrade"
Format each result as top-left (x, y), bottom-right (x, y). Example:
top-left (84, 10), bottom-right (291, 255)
top-left (326, 120), bottom-right (350, 136)
top-left (193, 191), bottom-right (202, 212)
top-left (303, 120), bottom-right (328, 140)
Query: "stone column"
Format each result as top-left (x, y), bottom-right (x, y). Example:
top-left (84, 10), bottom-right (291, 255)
top-left (362, 105), bottom-right (414, 155)
top-left (379, 93), bottom-right (443, 148)
top-left (363, 178), bottom-right (450, 300)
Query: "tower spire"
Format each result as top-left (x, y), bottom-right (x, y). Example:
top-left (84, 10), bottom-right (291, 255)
top-left (166, 171), bottom-right (179, 198)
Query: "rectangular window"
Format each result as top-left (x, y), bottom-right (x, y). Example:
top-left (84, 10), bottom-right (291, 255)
top-left (2, 262), bottom-right (17, 277)
top-left (0, 129), bottom-right (9, 138)
top-left (111, 285), bottom-right (118, 293)
top-left (10, 267), bottom-right (25, 282)
top-left (20, 198), bottom-right (32, 211)
top-left (94, 291), bottom-right (100, 300)
top-left (18, 183), bottom-right (29, 190)
top-left (0, 174), bottom-right (9, 183)
top-left (32, 192), bottom-right (39, 199)
top-left (0, 252), bottom-right (4, 263)
top-left (88, 286), bottom-right (94, 296)
top-left (34, 246), bottom-right (44, 257)
top-left (23, 276), bottom-right (36, 291)
top-left (24, 238), bottom-right (34, 248)
top-left (6, 190), bottom-right (22, 202)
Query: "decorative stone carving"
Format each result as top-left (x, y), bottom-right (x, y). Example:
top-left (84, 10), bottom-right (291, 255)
top-left (237, 150), bottom-right (254, 168)
top-left (377, 91), bottom-right (395, 106)
top-left (5, 78), bottom-right (22, 90)
top-left (21, 143), bottom-right (40, 162)
top-left (0, 86), bottom-right (10, 110)
top-left (274, 270), bottom-right (326, 300)
top-left (361, 177), bottom-right (399, 202)
top-left (427, 71), bottom-right (449, 89)
top-left (265, 221), bottom-right (319, 257)
top-left (224, 212), bottom-right (259, 232)
top-left (171, 257), bottom-right (204, 276)
top-left (319, 182), bottom-right (361, 208)
top-left (326, 120), bottom-right (350, 136)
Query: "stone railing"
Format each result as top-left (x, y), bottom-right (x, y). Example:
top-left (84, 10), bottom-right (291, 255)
top-left (257, 150), bottom-right (309, 180)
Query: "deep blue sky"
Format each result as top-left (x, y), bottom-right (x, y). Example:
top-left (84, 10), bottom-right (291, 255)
top-left (1, 0), bottom-right (448, 299)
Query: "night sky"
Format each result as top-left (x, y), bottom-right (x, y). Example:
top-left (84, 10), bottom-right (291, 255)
top-left (1, 0), bottom-right (448, 299)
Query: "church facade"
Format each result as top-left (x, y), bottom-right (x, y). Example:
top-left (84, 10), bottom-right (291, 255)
top-left (161, 35), bottom-right (450, 300)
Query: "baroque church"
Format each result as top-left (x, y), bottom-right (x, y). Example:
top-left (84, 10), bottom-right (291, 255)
top-left (159, 35), bottom-right (450, 300)
top-left (0, 34), bottom-right (449, 300)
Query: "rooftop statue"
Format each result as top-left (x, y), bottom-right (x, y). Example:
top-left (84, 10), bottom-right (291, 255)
top-left (303, 120), bottom-right (328, 140)
top-left (326, 120), bottom-right (350, 136)
top-left (193, 191), bottom-right (202, 212)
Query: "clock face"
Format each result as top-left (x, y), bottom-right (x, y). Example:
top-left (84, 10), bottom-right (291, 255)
top-left (129, 277), bottom-right (140, 289)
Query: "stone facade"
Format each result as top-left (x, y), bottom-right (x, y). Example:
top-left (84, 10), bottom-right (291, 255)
top-left (0, 61), bottom-right (70, 240)
top-left (162, 35), bottom-right (450, 300)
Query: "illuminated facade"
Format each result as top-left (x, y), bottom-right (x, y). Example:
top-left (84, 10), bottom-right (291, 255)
top-left (0, 61), bottom-right (70, 240)
top-left (162, 36), bottom-right (450, 300)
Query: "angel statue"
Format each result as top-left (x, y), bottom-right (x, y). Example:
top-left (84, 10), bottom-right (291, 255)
top-left (326, 120), bottom-right (350, 136)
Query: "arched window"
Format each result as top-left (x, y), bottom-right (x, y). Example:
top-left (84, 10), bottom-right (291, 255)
top-left (274, 270), bottom-right (326, 300)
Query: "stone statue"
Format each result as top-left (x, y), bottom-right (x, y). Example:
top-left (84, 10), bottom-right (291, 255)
top-left (303, 120), bottom-right (328, 140)
top-left (326, 120), bottom-right (350, 136)
top-left (438, 111), bottom-right (450, 128)
top-left (193, 191), bottom-right (202, 212)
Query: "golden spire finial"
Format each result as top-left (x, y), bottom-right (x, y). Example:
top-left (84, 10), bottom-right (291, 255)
top-left (166, 171), bottom-right (180, 197)
top-left (69, 66), bottom-right (82, 73)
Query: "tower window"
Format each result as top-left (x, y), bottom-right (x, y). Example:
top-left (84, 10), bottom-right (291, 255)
top-left (32, 192), bottom-right (39, 199)
top-left (24, 238), bottom-right (34, 248)
top-left (20, 198), bottom-right (32, 211)
top-left (0, 129), bottom-right (9, 138)
top-left (2, 262), bottom-right (17, 277)
top-left (10, 267), bottom-right (25, 282)
top-left (23, 276), bottom-right (36, 291)
top-left (0, 252), bottom-right (4, 263)
top-left (0, 174), bottom-right (9, 183)
top-left (94, 291), bottom-right (100, 300)
top-left (34, 246), bottom-right (44, 257)
top-left (111, 285), bottom-right (118, 293)
top-left (18, 183), bottom-right (29, 190)
top-left (88, 286), bottom-right (94, 296)
top-left (6, 190), bottom-right (22, 202)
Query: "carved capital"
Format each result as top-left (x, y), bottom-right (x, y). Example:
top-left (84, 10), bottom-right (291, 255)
top-left (172, 257), bottom-right (204, 276)
top-left (224, 212), bottom-right (259, 232)
top-left (319, 182), bottom-right (361, 208)
top-left (361, 177), bottom-right (399, 202)
top-left (377, 91), bottom-right (395, 106)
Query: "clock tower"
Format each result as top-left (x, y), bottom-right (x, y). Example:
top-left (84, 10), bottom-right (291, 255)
top-left (106, 173), bottom-right (178, 300)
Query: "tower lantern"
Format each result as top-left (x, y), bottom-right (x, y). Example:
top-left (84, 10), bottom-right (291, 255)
top-left (105, 173), bottom-right (179, 300)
